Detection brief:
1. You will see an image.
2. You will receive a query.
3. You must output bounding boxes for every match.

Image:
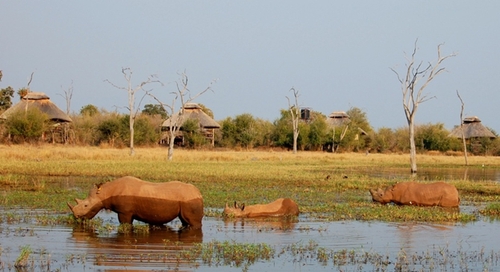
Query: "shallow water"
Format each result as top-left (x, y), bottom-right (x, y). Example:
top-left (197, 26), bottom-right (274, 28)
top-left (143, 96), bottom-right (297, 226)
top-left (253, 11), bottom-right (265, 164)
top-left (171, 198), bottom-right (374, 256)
top-left (1, 209), bottom-right (500, 271)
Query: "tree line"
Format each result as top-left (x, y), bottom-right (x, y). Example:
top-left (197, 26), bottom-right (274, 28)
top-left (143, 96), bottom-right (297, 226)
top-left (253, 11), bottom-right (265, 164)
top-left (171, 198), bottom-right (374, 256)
top-left (1, 102), bottom-right (499, 156)
top-left (1, 41), bottom-right (499, 159)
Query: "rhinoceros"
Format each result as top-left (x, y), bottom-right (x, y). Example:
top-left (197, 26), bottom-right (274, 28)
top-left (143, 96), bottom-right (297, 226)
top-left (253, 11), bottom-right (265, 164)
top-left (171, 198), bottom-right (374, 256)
top-left (223, 198), bottom-right (299, 218)
top-left (369, 181), bottom-right (460, 207)
top-left (67, 176), bottom-right (204, 229)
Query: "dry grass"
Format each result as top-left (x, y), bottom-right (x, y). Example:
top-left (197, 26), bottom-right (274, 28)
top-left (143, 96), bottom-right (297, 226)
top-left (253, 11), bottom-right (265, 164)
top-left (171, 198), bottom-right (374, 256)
top-left (0, 144), bottom-right (497, 164)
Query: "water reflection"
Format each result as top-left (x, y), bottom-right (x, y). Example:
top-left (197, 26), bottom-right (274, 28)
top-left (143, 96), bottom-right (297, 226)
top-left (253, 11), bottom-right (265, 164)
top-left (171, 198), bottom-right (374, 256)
top-left (70, 225), bottom-right (203, 248)
top-left (223, 217), bottom-right (298, 232)
top-left (394, 222), bottom-right (454, 252)
top-left (69, 223), bottom-right (203, 269)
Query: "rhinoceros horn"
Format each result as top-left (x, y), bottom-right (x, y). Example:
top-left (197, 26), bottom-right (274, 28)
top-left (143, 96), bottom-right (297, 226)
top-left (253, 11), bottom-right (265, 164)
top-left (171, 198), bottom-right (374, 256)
top-left (67, 198), bottom-right (83, 212)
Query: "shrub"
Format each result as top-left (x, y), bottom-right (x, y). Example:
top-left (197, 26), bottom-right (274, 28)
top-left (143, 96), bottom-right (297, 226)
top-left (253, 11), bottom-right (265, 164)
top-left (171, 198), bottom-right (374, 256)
top-left (4, 107), bottom-right (48, 143)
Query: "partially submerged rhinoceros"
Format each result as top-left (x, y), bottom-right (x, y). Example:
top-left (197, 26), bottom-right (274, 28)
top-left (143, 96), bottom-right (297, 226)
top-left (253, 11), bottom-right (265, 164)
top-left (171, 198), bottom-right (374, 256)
top-left (369, 181), bottom-right (460, 207)
top-left (68, 176), bottom-right (204, 229)
top-left (223, 198), bottom-right (299, 218)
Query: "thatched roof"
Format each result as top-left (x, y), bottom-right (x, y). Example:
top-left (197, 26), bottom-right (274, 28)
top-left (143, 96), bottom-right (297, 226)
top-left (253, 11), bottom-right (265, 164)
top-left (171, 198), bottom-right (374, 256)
top-left (326, 111), bottom-right (350, 127)
top-left (448, 116), bottom-right (496, 139)
top-left (0, 92), bottom-right (72, 123)
top-left (161, 103), bottom-right (220, 129)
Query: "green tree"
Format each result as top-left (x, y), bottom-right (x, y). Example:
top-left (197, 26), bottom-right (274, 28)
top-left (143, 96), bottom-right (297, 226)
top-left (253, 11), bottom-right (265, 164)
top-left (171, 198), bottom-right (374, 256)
top-left (306, 111), bottom-right (328, 151)
top-left (220, 117), bottom-right (237, 147)
top-left (253, 118), bottom-right (274, 147)
top-left (4, 107), bottom-right (48, 143)
top-left (0, 86), bottom-right (14, 111)
top-left (198, 103), bottom-right (214, 119)
top-left (142, 104), bottom-right (167, 119)
top-left (234, 113), bottom-right (258, 148)
top-left (272, 109), bottom-right (294, 149)
top-left (80, 104), bottom-right (99, 117)
top-left (97, 116), bottom-right (124, 147)
top-left (342, 107), bottom-right (372, 152)
top-left (415, 123), bottom-right (452, 152)
top-left (220, 113), bottom-right (260, 149)
top-left (371, 127), bottom-right (396, 153)
top-left (182, 119), bottom-right (206, 148)
top-left (130, 115), bottom-right (161, 146)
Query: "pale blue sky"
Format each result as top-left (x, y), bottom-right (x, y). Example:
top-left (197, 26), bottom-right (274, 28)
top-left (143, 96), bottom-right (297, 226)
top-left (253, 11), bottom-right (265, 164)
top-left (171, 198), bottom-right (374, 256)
top-left (1, 1), bottom-right (499, 132)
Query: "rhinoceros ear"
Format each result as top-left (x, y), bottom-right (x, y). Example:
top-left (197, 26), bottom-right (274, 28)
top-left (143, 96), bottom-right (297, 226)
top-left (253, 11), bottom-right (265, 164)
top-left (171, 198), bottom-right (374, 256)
top-left (240, 204), bottom-right (245, 211)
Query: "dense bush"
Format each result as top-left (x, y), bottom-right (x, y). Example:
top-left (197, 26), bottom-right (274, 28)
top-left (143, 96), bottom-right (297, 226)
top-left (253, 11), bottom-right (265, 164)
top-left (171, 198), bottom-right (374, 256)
top-left (4, 107), bottom-right (48, 143)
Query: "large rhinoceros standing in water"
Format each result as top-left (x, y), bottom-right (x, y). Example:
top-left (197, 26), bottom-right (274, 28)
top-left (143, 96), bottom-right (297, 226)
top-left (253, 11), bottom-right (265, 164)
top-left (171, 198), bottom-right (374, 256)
top-left (68, 176), bottom-right (204, 229)
top-left (369, 181), bottom-right (460, 208)
top-left (223, 198), bottom-right (300, 218)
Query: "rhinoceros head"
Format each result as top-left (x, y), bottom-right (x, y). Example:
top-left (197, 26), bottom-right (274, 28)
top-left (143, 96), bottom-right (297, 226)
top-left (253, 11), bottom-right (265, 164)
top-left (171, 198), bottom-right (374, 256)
top-left (223, 201), bottom-right (246, 217)
top-left (369, 187), bottom-right (393, 205)
top-left (67, 184), bottom-right (104, 219)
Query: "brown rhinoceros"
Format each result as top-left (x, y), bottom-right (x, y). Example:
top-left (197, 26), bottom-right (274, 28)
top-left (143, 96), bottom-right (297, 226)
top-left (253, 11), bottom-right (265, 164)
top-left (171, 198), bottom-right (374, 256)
top-left (223, 198), bottom-right (299, 218)
top-left (67, 176), bottom-right (204, 229)
top-left (369, 181), bottom-right (460, 207)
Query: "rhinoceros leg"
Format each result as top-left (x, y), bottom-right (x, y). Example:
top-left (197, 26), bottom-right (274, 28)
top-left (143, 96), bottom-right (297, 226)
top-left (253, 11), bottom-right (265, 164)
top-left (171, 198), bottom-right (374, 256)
top-left (117, 213), bottom-right (133, 224)
top-left (179, 200), bottom-right (203, 229)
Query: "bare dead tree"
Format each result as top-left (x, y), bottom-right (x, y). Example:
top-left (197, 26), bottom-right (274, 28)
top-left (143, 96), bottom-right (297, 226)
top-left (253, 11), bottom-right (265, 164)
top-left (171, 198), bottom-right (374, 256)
top-left (391, 40), bottom-right (456, 173)
top-left (456, 90), bottom-right (468, 166)
top-left (286, 87), bottom-right (300, 154)
top-left (26, 72), bottom-right (34, 89)
top-left (105, 68), bottom-right (161, 156)
top-left (58, 80), bottom-right (74, 115)
top-left (147, 72), bottom-right (216, 160)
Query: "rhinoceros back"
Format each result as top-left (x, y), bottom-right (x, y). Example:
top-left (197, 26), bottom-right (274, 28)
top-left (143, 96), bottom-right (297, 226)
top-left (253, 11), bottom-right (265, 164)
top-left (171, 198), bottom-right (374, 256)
top-left (108, 177), bottom-right (202, 201)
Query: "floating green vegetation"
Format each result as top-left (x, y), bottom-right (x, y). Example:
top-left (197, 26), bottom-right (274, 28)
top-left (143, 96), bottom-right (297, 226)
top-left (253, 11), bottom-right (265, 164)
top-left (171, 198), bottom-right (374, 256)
top-left (310, 203), bottom-right (476, 223)
top-left (179, 240), bottom-right (275, 270)
top-left (480, 202), bottom-right (500, 217)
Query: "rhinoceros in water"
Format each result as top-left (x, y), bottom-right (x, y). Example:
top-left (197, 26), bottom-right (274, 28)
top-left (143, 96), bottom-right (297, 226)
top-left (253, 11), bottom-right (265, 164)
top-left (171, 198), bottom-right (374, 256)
top-left (223, 198), bottom-right (299, 218)
top-left (369, 181), bottom-right (460, 208)
top-left (68, 176), bottom-right (204, 229)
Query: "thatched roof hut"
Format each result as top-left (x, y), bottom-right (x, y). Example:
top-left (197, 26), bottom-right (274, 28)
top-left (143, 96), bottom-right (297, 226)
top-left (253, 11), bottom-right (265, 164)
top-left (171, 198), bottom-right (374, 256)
top-left (0, 92), bottom-right (72, 123)
top-left (448, 116), bottom-right (496, 139)
top-left (326, 111), bottom-right (350, 127)
top-left (161, 103), bottom-right (220, 146)
top-left (161, 103), bottom-right (220, 129)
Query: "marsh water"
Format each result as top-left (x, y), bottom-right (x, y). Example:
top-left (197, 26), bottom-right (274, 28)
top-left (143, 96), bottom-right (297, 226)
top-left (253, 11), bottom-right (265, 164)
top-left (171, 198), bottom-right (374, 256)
top-left (1, 169), bottom-right (500, 271)
top-left (1, 209), bottom-right (500, 271)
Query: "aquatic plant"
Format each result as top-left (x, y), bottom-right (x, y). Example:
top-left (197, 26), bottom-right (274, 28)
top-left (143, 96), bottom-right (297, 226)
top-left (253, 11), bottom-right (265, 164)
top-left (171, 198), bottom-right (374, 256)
top-left (179, 240), bottom-right (275, 269)
top-left (480, 202), bottom-right (500, 216)
top-left (14, 245), bottom-right (32, 268)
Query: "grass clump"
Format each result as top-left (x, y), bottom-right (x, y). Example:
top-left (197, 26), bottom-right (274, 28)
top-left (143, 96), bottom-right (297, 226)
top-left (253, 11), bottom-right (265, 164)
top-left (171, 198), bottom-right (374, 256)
top-left (14, 245), bottom-right (32, 268)
top-left (480, 202), bottom-right (500, 216)
top-left (180, 240), bottom-right (275, 269)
